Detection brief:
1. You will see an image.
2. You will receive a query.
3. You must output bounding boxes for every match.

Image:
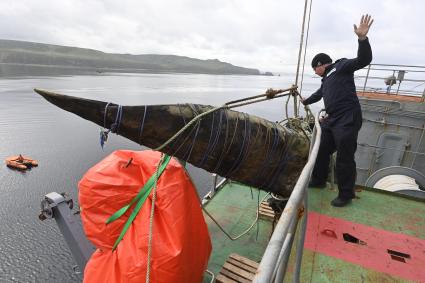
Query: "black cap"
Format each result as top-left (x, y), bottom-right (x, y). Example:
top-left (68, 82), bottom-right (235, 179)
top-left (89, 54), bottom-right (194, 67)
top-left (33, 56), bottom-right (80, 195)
top-left (311, 53), bottom-right (332, 68)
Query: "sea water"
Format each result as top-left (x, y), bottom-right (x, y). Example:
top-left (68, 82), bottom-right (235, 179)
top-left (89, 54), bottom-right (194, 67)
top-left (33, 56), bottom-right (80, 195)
top-left (0, 72), bottom-right (320, 282)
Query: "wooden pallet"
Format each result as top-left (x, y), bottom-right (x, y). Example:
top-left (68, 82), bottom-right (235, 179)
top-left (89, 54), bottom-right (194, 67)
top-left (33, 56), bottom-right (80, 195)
top-left (259, 200), bottom-right (275, 220)
top-left (216, 253), bottom-right (259, 283)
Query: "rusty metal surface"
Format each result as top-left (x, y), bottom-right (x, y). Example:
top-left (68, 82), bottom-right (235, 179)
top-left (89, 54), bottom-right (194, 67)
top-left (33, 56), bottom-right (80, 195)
top-left (358, 91), bottom-right (423, 103)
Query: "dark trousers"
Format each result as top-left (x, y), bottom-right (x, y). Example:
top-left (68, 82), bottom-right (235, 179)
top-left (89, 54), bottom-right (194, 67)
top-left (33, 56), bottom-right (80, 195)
top-left (311, 109), bottom-right (362, 199)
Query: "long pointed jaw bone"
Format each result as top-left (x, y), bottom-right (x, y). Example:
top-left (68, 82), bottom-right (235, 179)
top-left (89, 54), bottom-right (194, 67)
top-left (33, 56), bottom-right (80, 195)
top-left (34, 88), bottom-right (309, 196)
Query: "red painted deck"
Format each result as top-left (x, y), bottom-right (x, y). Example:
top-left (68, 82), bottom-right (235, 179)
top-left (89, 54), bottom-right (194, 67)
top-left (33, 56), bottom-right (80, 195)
top-left (305, 211), bottom-right (425, 282)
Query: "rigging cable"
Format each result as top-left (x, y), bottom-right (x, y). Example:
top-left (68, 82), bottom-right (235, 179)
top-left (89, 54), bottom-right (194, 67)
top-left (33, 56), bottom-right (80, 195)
top-left (291, 0), bottom-right (315, 122)
top-left (293, 0), bottom-right (310, 117)
top-left (299, 0), bottom-right (314, 104)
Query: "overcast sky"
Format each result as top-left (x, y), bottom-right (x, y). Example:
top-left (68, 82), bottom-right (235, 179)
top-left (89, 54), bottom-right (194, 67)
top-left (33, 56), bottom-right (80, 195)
top-left (1, 0), bottom-right (424, 72)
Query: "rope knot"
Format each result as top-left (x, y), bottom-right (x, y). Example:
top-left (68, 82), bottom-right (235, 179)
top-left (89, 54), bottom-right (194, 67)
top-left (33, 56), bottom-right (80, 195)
top-left (100, 103), bottom-right (123, 149)
top-left (290, 85), bottom-right (299, 96)
top-left (266, 88), bottom-right (280, 99)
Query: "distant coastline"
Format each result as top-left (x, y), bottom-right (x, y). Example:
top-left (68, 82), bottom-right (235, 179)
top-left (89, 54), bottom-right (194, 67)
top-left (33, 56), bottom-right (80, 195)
top-left (0, 39), bottom-right (265, 76)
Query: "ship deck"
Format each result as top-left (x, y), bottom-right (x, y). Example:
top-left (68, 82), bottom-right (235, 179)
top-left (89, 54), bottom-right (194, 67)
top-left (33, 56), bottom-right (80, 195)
top-left (203, 182), bottom-right (425, 282)
top-left (202, 182), bottom-right (271, 281)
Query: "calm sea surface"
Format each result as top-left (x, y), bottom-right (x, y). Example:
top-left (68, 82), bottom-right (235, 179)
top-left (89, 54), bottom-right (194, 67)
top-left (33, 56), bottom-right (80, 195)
top-left (0, 72), bottom-right (320, 282)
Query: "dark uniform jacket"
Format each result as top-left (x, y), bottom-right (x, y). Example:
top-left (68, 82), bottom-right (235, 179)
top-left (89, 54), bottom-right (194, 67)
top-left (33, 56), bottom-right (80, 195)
top-left (304, 38), bottom-right (372, 128)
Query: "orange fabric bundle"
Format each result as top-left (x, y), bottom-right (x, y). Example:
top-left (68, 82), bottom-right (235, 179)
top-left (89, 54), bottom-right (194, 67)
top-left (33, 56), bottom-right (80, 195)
top-left (78, 150), bottom-right (211, 283)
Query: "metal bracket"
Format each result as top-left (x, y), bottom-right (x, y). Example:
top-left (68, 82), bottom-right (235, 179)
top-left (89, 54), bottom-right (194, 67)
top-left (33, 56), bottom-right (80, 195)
top-left (39, 192), bottom-right (73, 220)
top-left (38, 192), bottom-right (96, 272)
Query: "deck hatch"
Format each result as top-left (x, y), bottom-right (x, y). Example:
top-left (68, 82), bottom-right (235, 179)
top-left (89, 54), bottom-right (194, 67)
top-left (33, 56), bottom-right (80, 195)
top-left (342, 233), bottom-right (367, 245)
top-left (387, 249), bottom-right (411, 263)
top-left (374, 132), bottom-right (408, 170)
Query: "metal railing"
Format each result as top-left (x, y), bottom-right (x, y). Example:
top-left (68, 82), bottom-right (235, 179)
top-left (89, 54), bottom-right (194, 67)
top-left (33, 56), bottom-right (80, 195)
top-left (253, 110), bottom-right (322, 283)
top-left (358, 63), bottom-right (425, 100)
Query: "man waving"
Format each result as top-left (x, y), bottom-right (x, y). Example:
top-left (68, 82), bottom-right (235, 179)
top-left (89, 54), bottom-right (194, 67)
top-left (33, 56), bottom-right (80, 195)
top-left (302, 14), bottom-right (374, 207)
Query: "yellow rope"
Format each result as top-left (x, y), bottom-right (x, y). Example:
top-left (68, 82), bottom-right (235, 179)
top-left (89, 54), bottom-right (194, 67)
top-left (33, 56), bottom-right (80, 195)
top-left (145, 153), bottom-right (164, 283)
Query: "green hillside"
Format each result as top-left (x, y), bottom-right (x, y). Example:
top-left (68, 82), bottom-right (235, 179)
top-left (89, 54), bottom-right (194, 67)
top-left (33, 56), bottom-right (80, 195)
top-left (0, 39), bottom-right (260, 76)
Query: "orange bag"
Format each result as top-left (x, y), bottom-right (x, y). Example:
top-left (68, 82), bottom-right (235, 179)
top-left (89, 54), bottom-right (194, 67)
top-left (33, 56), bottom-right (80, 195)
top-left (78, 150), bottom-right (211, 283)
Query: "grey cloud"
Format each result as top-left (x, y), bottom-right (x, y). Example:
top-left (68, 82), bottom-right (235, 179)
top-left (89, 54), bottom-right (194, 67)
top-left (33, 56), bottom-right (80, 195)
top-left (0, 0), bottom-right (424, 72)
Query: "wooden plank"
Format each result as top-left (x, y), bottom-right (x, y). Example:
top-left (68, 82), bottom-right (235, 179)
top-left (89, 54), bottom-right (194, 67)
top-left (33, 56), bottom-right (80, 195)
top-left (259, 207), bottom-right (273, 211)
top-left (227, 257), bottom-right (257, 273)
top-left (259, 210), bottom-right (275, 219)
top-left (216, 273), bottom-right (239, 283)
top-left (223, 262), bottom-right (255, 281)
top-left (259, 206), bottom-right (272, 211)
top-left (259, 200), bottom-right (278, 221)
top-left (217, 254), bottom-right (259, 282)
top-left (259, 205), bottom-right (270, 209)
top-left (219, 268), bottom-right (252, 283)
top-left (259, 208), bottom-right (274, 213)
top-left (229, 253), bottom-right (260, 269)
top-left (260, 202), bottom-right (274, 211)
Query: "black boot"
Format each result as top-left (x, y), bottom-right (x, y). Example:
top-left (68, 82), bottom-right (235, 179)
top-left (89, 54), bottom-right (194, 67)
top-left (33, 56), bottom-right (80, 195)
top-left (330, 197), bottom-right (352, 207)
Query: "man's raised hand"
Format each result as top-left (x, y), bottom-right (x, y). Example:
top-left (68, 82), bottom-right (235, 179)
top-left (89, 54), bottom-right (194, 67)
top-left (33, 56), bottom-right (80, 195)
top-left (354, 14), bottom-right (374, 40)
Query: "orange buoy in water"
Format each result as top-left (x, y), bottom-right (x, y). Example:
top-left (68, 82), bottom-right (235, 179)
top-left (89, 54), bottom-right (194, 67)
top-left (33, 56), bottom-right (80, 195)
top-left (5, 155), bottom-right (38, 171)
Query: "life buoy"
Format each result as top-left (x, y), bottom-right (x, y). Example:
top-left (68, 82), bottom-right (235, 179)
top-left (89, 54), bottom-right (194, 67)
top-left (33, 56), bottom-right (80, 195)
top-left (5, 155), bottom-right (38, 170)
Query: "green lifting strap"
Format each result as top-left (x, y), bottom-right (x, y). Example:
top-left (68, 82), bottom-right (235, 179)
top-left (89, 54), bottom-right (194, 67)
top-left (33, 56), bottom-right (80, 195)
top-left (106, 154), bottom-right (171, 251)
